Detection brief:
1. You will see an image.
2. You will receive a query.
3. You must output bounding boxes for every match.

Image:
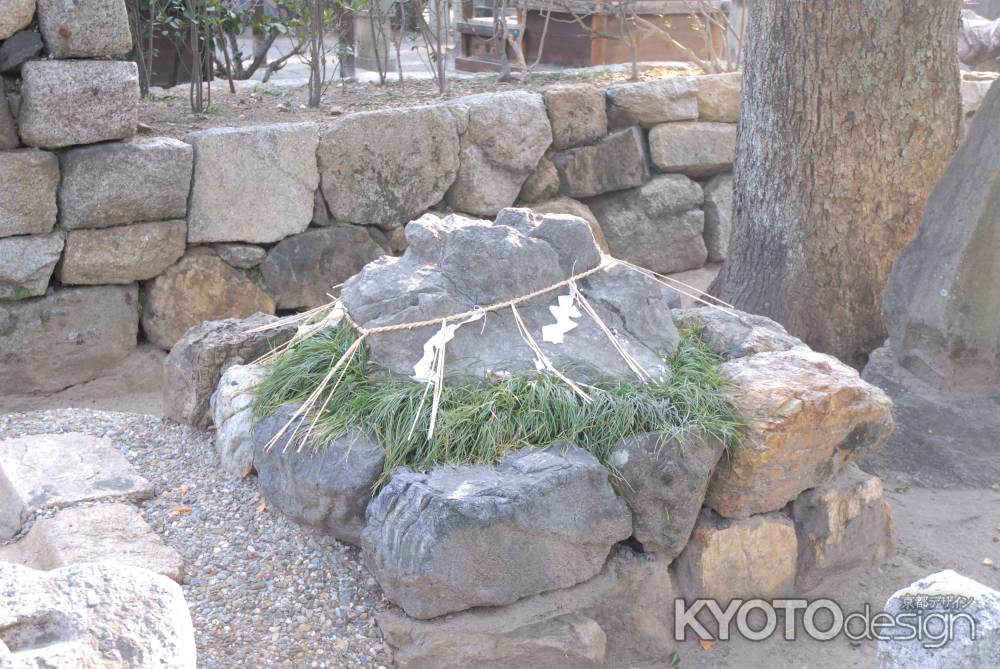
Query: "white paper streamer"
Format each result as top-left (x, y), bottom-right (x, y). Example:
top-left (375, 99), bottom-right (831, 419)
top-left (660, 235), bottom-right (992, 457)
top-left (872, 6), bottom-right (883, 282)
top-left (412, 312), bottom-right (484, 382)
top-left (541, 294), bottom-right (581, 344)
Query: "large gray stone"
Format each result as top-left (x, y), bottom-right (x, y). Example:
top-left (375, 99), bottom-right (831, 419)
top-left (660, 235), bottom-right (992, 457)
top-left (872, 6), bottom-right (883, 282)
top-left (551, 126), bottom-right (649, 198)
top-left (702, 173), bottom-right (733, 262)
top-left (446, 91), bottom-right (553, 216)
top-left (877, 570), bottom-right (1000, 669)
top-left (18, 60), bottom-right (138, 149)
top-left (0, 562), bottom-right (196, 668)
top-left (0, 284), bottom-right (139, 394)
top-left (606, 77), bottom-right (698, 127)
top-left (377, 545), bottom-right (677, 668)
top-left (0, 149), bottom-right (59, 238)
top-left (252, 404), bottom-right (385, 546)
top-left (697, 72), bottom-right (741, 122)
top-left (672, 306), bottom-right (804, 359)
top-left (186, 123), bottom-right (318, 243)
top-left (0, 503), bottom-right (184, 582)
top-left (162, 312), bottom-right (297, 428)
top-left (36, 0), bottom-right (132, 58)
top-left (0, 432), bottom-right (153, 538)
top-left (210, 363), bottom-right (266, 479)
top-left (362, 444), bottom-right (633, 619)
top-left (260, 226), bottom-right (385, 310)
top-left (544, 83), bottom-right (608, 150)
top-left (609, 433), bottom-right (724, 559)
top-left (648, 121), bottom-right (736, 177)
top-left (0, 29), bottom-right (43, 73)
top-left (0, 232), bottom-right (63, 300)
top-left (59, 137), bottom-right (193, 230)
top-left (319, 106), bottom-right (460, 229)
top-left (0, 0), bottom-right (34, 40)
top-left (58, 220), bottom-right (186, 285)
top-left (340, 209), bottom-right (679, 382)
top-left (588, 174), bottom-right (707, 274)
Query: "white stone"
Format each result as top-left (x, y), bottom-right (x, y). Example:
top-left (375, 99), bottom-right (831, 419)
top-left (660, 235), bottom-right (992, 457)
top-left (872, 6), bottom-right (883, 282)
top-left (210, 364), bottom-right (266, 479)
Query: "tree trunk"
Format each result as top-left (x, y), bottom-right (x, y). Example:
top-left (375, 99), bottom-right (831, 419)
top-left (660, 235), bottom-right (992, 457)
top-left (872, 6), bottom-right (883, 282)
top-left (709, 0), bottom-right (961, 366)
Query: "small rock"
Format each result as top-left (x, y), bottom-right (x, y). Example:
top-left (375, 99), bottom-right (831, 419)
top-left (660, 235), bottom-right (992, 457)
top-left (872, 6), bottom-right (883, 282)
top-left (0, 29), bottom-right (44, 73)
top-left (544, 83), bottom-right (608, 149)
top-left (0, 0), bottom-right (34, 40)
top-left (529, 196), bottom-right (609, 252)
top-left (0, 148), bottom-right (59, 237)
top-left (0, 231), bottom-right (64, 300)
top-left (517, 155), bottom-right (560, 203)
top-left (702, 173), bottom-right (733, 262)
top-left (214, 243), bottom-right (267, 269)
top-left (648, 121), bottom-right (736, 177)
top-left (210, 364), bottom-right (266, 479)
top-left (551, 126), bottom-right (649, 198)
top-left (697, 72), bottom-right (741, 122)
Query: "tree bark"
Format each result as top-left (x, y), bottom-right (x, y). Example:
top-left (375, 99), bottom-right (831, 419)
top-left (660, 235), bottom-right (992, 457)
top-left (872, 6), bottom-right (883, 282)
top-left (709, 0), bottom-right (961, 366)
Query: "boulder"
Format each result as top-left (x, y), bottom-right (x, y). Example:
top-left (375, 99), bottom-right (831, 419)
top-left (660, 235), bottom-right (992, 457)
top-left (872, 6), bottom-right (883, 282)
top-left (0, 432), bottom-right (153, 538)
top-left (210, 363), bottom-right (266, 479)
top-left (0, 232), bottom-right (64, 300)
top-left (186, 124), bottom-right (317, 244)
top-left (609, 433), bottom-right (724, 558)
top-left (260, 226), bottom-right (385, 310)
top-left (36, 0), bottom-right (132, 58)
top-left (0, 88), bottom-right (18, 149)
top-left (706, 348), bottom-right (895, 518)
top-left (0, 149), bottom-right (59, 238)
top-left (446, 91), bottom-right (553, 216)
top-left (672, 306), bottom-right (804, 359)
top-left (606, 77), bottom-right (698, 127)
top-left (792, 463), bottom-right (895, 591)
top-left (588, 174), bottom-right (707, 274)
top-left (59, 137), bottom-right (193, 230)
top-left (648, 121), bottom-right (736, 177)
top-left (0, 284), bottom-right (139, 394)
top-left (162, 312), bottom-right (296, 428)
top-left (877, 570), bottom-right (1000, 669)
top-left (697, 72), bottom-right (741, 122)
top-left (517, 154), bottom-right (560, 203)
top-left (0, 562), bottom-right (196, 668)
top-left (674, 510), bottom-right (798, 601)
top-left (58, 220), bottom-right (186, 285)
top-left (340, 209), bottom-right (679, 382)
top-left (252, 404), bottom-right (385, 546)
top-left (363, 444), bottom-right (632, 619)
top-left (0, 0), bottom-right (34, 40)
top-left (529, 196), bottom-right (608, 252)
top-left (544, 83), bottom-right (608, 149)
top-left (377, 545), bottom-right (678, 668)
top-left (702, 173), bottom-right (733, 262)
top-left (551, 126), bottom-right (649, 198)
top-left (18, 60), bottom-right (138, 149)
top-left (141, 254), bottom-right (275, 350)
top-left (319, 106), bottom-right (460, 229)
top-left (214, 243), bottom-right (266, 269)
top-left (0, 503), bottom-right (184, 582)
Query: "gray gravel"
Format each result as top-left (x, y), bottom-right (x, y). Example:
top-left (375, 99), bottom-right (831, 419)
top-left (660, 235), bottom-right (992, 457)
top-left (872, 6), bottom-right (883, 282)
top-left (0, 408), bottom-right (392, 669)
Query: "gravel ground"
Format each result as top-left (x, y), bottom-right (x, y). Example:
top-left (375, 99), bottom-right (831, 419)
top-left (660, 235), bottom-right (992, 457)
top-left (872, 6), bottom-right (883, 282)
top-left (0, 408), bottom-right (392, 669)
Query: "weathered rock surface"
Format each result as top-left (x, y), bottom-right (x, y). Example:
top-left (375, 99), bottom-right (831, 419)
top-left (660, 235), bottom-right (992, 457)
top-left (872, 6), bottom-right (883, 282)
top-left (162, 312), bottom-right (296, 428)
top-left (0, 467), bottom-right (26, 540)
top-left (0, 0), bottom-right (34, 40)
top-left (362, 444), bottom-right (632, 619)
top-left (378, 545), bottom-right (677, 668)
top-left (0, 432), bottom-right (153, 538)
top-left (210, 363), bottom-right (266, 479)
top-left (674, 509), bottom-right (798, 601)
top-left (0, 88), bottom-right (18, 149)
top-left (252, 404), bottom-right (385, 546)
top-left (702, 173), bottom-right (733, 262)
top-left (589, 174), bottom-right (707, 274)
top-left (610, 433), bottom-right (724, 558)
top-left (186, 123), bottom-right (318, 244)
top-left (697, 72), bottom-right (741, 122)
top-left (319, 106), bottom-right (459, 229)
top-left (142, 254), bottom-right (275, 350)
top-left (606, 77), bottom-right (698, 127)
top-left (544, 83), bottom-right (608, 149)
top-left (0, 149), bottom-right (59, 238)
top-left (214, 243), bottom-right (266, 269)
top-left (59, 220), bottom-right (186, 285)
top-left (0, 503), bottom-right (184, 582)
top-left (341, 209), bottom-right (679, 382)
top-left (36, 0), bottom-right (132, 58)
top-left (0, 284), bottom-right (139, 394)
top-left (0, 29), bottom-right (42, 73)
top-left (59, 137), bottom-right (193, 229)
top-left (517, 154), bottom-right (560, 203)
top-left (260, 226), bottom-right (385, 310)
top-left (648, 121), bottom-right (736, 177)
top-left (0, 232), bottom-right (63, 300)
top-left (672, 306), bottom-right (804, 359)
top-left (446, 91), bottom-right (553, 215)
top-left (877, 570), bottom-right (1000, 669)
top-left (792, 463), bottom-right (894, 591)
top-left (706, 348), bottom-right (895, 518)
top-left (0, 561), bottom-right (196, 668)
top-left (529, 196), bottom-right (609, 252)
top-left (18, 60), bottom-right (138, 149)
top-left (551, 126), bottom-right (649, 198)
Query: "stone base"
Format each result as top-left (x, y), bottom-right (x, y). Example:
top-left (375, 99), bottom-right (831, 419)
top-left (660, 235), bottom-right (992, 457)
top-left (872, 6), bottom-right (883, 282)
top-left (860, 346), bottom-right (1000, 488)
